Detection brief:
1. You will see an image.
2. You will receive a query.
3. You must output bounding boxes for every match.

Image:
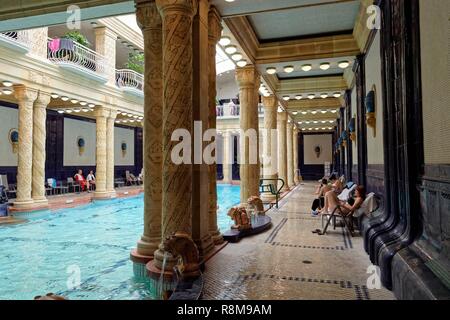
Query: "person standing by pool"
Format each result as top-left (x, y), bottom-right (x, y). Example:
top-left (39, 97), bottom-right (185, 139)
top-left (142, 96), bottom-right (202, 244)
top-left (74, 169), bottom-right (89, 192)
top-left (87, 170), bottom-right (96, 191)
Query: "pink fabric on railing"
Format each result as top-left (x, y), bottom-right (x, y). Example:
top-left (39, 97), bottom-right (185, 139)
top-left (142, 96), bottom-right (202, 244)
top-left (48, 39), bottom-right (60, 52)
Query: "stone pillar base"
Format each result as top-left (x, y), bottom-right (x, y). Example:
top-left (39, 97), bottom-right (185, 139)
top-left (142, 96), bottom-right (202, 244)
top-left (108, 191), bottom-right (117, 198)
top-left (32, 198), bottom-right (48, 206)
top-left (130, 248), bottom-right (153, 265)
top-left (93, 191), bottom-right (111, 200)
top-left (195, 234), bottom-right (215, 258)
top-left (12, 199), bottom-right (35, 209)
top-left (261, 193), bottom-right (276, 202)
top-left (136, 235), bottom-right (160, 258)
top-left (146, 259), bottom-right (176, 281)
top-left (210, 230), bottom-right (224, 245)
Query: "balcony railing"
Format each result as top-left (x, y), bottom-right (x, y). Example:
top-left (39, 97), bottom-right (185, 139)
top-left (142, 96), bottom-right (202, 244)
top-left (217, 104), bottom-right (264, 117)
top-left (116, 69), bottom-right (143, 92)
top-left (47, 38), bottom-right (108, 82)
top-left (0, 31), bottom-right (31, 52)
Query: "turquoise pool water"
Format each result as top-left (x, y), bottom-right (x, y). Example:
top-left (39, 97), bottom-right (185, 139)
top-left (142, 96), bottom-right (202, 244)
top-left (0, 185), bottom-right (240, 300)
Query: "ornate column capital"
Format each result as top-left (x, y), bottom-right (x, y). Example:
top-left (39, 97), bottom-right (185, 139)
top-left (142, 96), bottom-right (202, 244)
top-left (109, 108), bottom-right (118, 120)
top-left (277, 111), bottom-right (288, 122)
top-left (262, 95), bottom-right (277, 109)
top-left (135, 0), bottom-right (162, 31)
top-left (13, 85), bottom-right (38, 103)
top-left (235, 65), bottom-right (258, 89)
top-left (94, 106), bottom-right (110, 118)
top-left (208, 6), bottom-right (222, 43)
top-left (34, 91), bottom-right (51, 108)
top-left (156, 0), bottom-right (198, 17)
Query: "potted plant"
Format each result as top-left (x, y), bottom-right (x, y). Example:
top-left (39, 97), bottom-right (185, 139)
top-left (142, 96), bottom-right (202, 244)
top-left (62, 31), bottom-right (90, 47)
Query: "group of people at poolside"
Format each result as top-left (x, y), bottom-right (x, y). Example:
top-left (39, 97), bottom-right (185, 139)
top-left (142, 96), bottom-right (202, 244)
top-left (74, 169), bottom-right (96, 192)
top-left (311, 174), bottom-right (366, 218)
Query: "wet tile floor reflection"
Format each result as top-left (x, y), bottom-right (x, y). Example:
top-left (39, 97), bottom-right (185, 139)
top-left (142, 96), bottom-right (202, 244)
top-left (203, 182), bottom-right (395, 300)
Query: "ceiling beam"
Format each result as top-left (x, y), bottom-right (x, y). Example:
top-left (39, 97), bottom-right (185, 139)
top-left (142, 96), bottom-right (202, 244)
top-left (277, 75), bottom-right (348, 95)
top-left (286, 97), bottom-right (342, 110)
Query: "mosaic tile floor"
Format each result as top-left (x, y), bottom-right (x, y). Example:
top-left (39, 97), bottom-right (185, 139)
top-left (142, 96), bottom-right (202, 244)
top-left (203, 182), bottom-right (395, 300)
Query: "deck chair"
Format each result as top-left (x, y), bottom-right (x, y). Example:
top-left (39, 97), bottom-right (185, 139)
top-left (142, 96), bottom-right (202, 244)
top-left (320, 184), bottom-right (357, 228)
top-left (125, 171), bottom-right (137, 185)
top-left (1, 175), bottom-right (16, 199)
top-left (318, 193), bottom-right (377, 237)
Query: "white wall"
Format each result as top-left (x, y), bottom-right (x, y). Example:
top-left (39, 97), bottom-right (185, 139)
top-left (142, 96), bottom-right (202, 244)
top-left (0, 106), bottom-right (18, 166)
top-left (304, 134), bottom-right (332, 165)
top-left (114, 126), bottom-right (134, 166)
top-left (365, 31), bottom-right (384, 165)
top-left (63, 118), bottom-right (96, 166)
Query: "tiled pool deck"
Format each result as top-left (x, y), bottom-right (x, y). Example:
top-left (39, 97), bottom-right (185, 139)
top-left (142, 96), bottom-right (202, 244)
top-left (203, 182), bottom-right (395, 300)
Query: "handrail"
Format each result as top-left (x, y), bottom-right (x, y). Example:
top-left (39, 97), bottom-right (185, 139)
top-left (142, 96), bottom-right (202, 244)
top-left (47, 38), bottom-right (107, 76)
top-left (0, 31), bottom-right (31, 48)
top-left (259, 178), bottom-right (285, 208)
top-left (116, 69), bottom-right (143, 91)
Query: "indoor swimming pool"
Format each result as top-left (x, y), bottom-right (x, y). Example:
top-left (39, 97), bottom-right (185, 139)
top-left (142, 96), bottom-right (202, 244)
top-left (0, 185), bottom-right (240, 300)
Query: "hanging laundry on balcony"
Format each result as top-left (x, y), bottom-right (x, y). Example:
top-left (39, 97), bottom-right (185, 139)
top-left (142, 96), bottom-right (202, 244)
top-left (59, 38), bottom-right (74, 51)
top-left (48, 38), bottom-right (60, 52)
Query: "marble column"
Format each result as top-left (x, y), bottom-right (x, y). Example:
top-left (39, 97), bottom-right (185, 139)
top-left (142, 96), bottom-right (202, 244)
top-left (133, 0), bottom-right (163, 260)
top-left (95, 26), bottom-right (118, 86)
top-left (191, 0), bottom-right (214, 257)
top-left (236, 65), bottom-right (260, 203)
top-left (93, 106), bottom-right (109, 199)
top-left (153, 0), bottom-right (198, 270)
top-left (13, 85), bottom-right (38, 208)
top-left (222, 131), bottom-right (232, 184)
top-left (261, 95), bottom-right (278, 200)
top-left (106, 109), bottom-right (117, 196)
top-left (287, 120), bottom-right (294, 188)
top-left (208, 6), bottom-right (223, 245)
top-left (277, 112), bottom-right (289, 192)
top-left (32, 91), bottom-right (51, 204)
top-left (293, 127), bottom-right (300, 184)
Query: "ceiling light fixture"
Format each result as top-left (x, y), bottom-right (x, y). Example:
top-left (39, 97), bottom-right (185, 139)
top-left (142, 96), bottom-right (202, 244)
top-left (301, 111), bottom-right (308, 115)
top-left (311, 111), bottom-right (318, 115)
top-left (236, 60), bottom-right (247, 67)
top-left (338, 61), bottom-right (350, 69)
top-left (321, 110), bottom-right (328, 114)
top-left (333, 92), bottom-right (341, 98)
top-left (282, 96), bottom-right (290, 101)
top-left (51, 93), bottom-right (59, 99)
top-left (320, 93), bottom-right (328, 99)
top-left (283, 65), bottom-right (294, 73)
top-left (88, 103), bottom-right (95, 108)
top-left (74, 109), bottom-right (81, 113)
top-left (57, 110), bottom-right (65, 114)
top-left (80, 101), bottom-right (87, 106)
top-left (71, 99), bottom-right (79, 104)
top-left (66, 109), bottom-right (73, 113)
top-left (320, 62), bottom-right (331, 70)
top-left (219, 36), bottom-right (231, 46)
top-left (266, 67), bottom-right (277, 75)
top-left (61, 96), bottom-right (69, 101)
top-left (231, 53), bottom-right (243, 61)
top-left (82, 108), bottom-right (89, 112)
top-left (295, 95), bottom-right (302, 100)
top-left (2, 89), bottom-right (13, 95)
top-left (224, 45), bottom-right (237, 54)
top-left (301, 64), bottom-right (312, 72)
top-left (2, 81), bottom-right (13, 87)
top-left (292, 111), bottom-right (298, 115)
top-left (331, 110), bottom-right (337, 113)
top-left (307, 94), bottom-right (315, 100)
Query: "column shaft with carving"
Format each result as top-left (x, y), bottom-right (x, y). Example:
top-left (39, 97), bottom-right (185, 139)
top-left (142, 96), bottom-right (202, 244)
top-left (208, 6), bottom-right (223, 245)
top-left (261, 95), bottom-right (278, 200)
top-left (287, 120), bottom-right (294, 188)
top-left (277, 112), bottom-right (289, 192)
top-left (94, 106), bottom-right (109, 198)
top-left (132, 0), bottom-right (163, 260)
top-left (236, 65), bottom-right (260, 203)
top-left (222, 131), bottom-right (232, 183)
top-left (14, 85), bottom-right (38, 207)
top-left (32, 91), bottom-right (51, 203)
top-left (153, 0), bottom-right (198, 270)
top-left (106, 109), bottom-right (117, 195)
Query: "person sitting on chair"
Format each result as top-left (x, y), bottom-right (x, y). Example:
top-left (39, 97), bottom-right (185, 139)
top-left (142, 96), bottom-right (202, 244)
top-left (311, 179), bottom-right (330, 216)
top-left (86, 170), bottom-right (96, 191)
top-left (320, 185), bottom-right (366, 216)
top-left (74, 169), bottom-right (89, 192)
